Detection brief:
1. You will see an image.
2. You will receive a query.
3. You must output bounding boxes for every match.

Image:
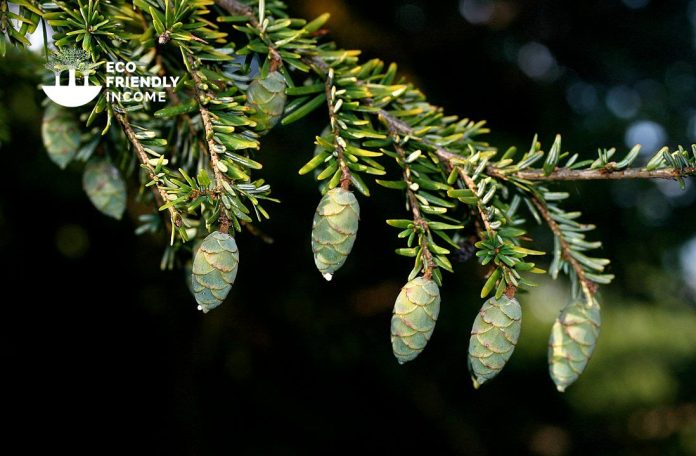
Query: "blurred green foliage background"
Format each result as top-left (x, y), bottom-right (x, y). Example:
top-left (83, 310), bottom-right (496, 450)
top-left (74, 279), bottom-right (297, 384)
top-left (2, 0), bottom-right (696, 454)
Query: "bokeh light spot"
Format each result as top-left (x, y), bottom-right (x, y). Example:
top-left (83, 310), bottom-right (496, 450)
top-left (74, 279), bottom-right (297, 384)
top-left (606, 85), bottom-right (641, 119)
top-left (624, 120), bottom-right (667, 154)
top-left (566, 81), bottom-right (599, 114)
top-left (55, 224), bottom-right (90, 259)
top-left (517, 42), bottom-right (559, 82)
top-left (459, 0), bottom-right (494, 24)
top-left (679, 236), bottom-right (696, 294)
top-left (637, 189), bottom-right (670, 225)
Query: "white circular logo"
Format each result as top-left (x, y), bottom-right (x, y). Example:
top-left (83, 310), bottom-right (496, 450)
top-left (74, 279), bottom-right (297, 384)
top-left (42, 47), bottom-right (102, 108)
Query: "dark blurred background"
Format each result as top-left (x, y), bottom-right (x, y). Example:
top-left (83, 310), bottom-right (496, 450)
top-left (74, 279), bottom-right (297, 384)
top-left (2, 0), bottom-right (696, 454)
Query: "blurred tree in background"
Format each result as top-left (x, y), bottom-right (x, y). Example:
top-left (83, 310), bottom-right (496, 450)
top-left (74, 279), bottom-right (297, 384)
top-left (2, 0), bottom-right (696, 454)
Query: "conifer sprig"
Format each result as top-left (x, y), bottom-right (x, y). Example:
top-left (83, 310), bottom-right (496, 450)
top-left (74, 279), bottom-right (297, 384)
top-left (8, 0), bottom-right (696, 390)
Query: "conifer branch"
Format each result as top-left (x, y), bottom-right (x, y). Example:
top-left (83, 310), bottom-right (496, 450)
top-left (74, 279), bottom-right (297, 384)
top-left (491, 166), bottom-right (696, 181)
top-left (27, 0), bottom-right (696, 387)
top-left (324, 68), bottom-right (352, 190)
top-left (389, 132), bottom-right (435, 279)
top-left (457, 167), bottom-right (494, 236)
top-left (112, 108), bottom-right (182, 229)
top-left (186, 53), bottom-right (230, 233)
top-left (377, 109), bottom-right (494, 236)
top-left (530, 195), bottom-right (597, 299)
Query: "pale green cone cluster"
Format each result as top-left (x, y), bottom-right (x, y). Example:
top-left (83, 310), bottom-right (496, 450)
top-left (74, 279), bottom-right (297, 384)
top-left (548, 298), bottom-right (601, 392)
top-left (191, 231), bottom-right (239, 313)
top-left (246, 71), bottom-right (287, 134)
top-left (468, 295), bottom-right (522, 388)
top-left (82, 157), bottom-right (127, 219)
top-left (41, 103), bottom-right (80, 169)
top-left (311, 187), bottom-right (360, 280)
top-left (390, 276), bottom-right (441, 364)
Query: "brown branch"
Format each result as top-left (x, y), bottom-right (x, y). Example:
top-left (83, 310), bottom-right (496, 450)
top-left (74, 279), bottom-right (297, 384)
top-left (529, 195), bottom-right (597, 299)
top-left (388, 132), bottom-right (435, 279)
top-left (186, 53), bottom-right (230, 233)
top-left (378, 104), bottom-right (696, 185)
top-left (324, 69), bottom-right (351, 190)
top-left (492, 166), bottom-right (696, 181)
top-left (113, 108), bottom-right (182, 230)
top-left (268, 47), bottom-right (282, 72)
top-left (377, 110), bottom-right (494, 236)
top-left (457, 167), bottom-right (494, 236)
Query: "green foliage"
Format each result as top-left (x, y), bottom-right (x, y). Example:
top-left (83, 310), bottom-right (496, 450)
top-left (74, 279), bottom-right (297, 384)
top-left (390, 276), bottom-right (440, 364)
top-left (45, 46), bottom-right (96, 73)
top-left (476, 231), bottom-right (545, 299)
top-left (8, 0), bottom-right (696, 391)
top-left (0, 0), bottom-right (42, 57)
top-left (44, 0), bottom-right (122, 53)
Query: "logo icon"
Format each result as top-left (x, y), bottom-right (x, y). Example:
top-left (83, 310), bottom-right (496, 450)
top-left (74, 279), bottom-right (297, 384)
top-left (42, 47), bottom-right (102, 108)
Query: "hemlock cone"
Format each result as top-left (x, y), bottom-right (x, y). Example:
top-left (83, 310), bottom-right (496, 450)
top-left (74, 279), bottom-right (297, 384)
top-left (311, 187), bottom-right (360, 280)
top-left (82, 157), bottom-right (127, 219)
top-left (246, 71), bottom-right (287, 134)
top-left (548, 299), bottom-right (601, 392)
top-left (42, 103), bottom-right (80, 169)
top-left (191, 231), bottom-right (240, 313)
top-left (390, 276), bottom-right (441, 364)
top-left (468, 295), bottom-right (522, 388)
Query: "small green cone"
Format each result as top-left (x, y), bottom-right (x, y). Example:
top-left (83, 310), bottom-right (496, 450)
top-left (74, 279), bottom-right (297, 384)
top-left (42, 103), bottom-right (80, 169)
top-left (191, 231), bottom-right (239, 313)
top-left (82, 157), bottom-right (127, 219)
top-left (548, 298), bottom-right (601, 392)
top-left (246, 71), bottom-right (287, 134)
top-left (468, 295), bottom-right (522, 388)
top-left (390, 276), bottom-right (441, 364)
top-left (311, 187), bottom-right (359, 280)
